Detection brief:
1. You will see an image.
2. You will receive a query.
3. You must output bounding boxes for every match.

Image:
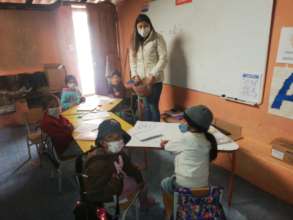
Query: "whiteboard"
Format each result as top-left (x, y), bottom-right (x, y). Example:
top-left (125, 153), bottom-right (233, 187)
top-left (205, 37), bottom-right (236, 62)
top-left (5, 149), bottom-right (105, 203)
top-left (146, 0), bottom-right (274, 104)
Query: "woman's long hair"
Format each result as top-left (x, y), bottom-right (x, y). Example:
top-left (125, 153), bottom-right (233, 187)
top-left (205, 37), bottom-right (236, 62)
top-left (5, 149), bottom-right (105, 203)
top-left (184, 114), bottom-right (218, 161)
top-left (131, 14), bottom-right (156, 54)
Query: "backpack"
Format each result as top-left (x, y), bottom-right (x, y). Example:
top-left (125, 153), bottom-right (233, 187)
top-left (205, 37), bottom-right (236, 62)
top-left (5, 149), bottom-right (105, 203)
top-left (174, 186), bottom-right (226, 220)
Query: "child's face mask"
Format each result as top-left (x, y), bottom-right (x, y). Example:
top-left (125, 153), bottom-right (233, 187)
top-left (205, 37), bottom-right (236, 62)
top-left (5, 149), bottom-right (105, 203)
top-left (48, 107), bottom-right (60, 118)
top-left (179, 123), bottom-right (189, 133)
top-left (68, 82), bottom-right (76, 89)
top-left (107, 139), bottom-right (124, 153)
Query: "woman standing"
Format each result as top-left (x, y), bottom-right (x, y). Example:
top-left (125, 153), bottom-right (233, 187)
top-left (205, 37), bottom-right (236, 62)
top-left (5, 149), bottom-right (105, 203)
top-left (129, 14), bottom-right (167, 122)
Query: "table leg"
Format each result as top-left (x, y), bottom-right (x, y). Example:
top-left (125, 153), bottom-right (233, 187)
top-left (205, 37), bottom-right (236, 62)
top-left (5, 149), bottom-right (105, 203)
top-left (228, 151), bottom-right (236, 206)
top-left (144, 149), bottom-right (148, 170)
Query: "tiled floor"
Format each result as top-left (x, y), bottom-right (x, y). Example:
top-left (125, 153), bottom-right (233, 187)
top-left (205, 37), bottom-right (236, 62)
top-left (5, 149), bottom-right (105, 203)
top-left (0, 126), bottom-right (292, 220)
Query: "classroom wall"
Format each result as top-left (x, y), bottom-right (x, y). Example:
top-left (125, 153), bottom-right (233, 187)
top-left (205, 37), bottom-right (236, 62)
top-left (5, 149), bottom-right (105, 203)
top-left (0, 10), bottom-right (60, 75)
top-left (117, 0), bottom-right (148, 79)
top-left (0, 7), bottom-right (80, 128)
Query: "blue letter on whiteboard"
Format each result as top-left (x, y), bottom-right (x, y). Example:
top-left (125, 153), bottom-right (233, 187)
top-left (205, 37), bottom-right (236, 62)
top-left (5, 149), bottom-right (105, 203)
top-left (271, 73), bottom-right (293, 109)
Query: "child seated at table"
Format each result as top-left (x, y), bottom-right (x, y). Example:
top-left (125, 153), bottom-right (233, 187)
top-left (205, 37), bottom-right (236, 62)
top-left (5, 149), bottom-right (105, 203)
top-left (83, 119), bottom-right (154, 207)
top-left (108, 70), bottom-right (125, 99)
top-left (41, 94), bottom-right (82, 158)
top-left (160, 105), bottom-right (218, 194)
top-left (61, 75), bottom-right (85, 111)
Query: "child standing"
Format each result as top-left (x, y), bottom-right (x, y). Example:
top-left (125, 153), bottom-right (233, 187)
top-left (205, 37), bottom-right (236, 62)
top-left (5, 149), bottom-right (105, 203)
top-left (61, 75), bottom-right (84, 110)
top-left (108, 70), bottom-right (125, 99)
top-left (160, 105), bottom-right (218, 193)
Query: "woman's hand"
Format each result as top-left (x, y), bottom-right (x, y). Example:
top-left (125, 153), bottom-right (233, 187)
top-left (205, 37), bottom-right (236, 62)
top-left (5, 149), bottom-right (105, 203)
top-left (133, 75), bottom-right (142, 85)
top-left (146, 76), bottom-right (155, 85)
top-left (160, 140), bottom-right (169, 149)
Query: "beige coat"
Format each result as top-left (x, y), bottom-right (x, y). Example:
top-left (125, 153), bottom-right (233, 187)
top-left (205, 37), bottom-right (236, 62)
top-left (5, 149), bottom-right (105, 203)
top-left (129, 31), bottom-right (167, 83)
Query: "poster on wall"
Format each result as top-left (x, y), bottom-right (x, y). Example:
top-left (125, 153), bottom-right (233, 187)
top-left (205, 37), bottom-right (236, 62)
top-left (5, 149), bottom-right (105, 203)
top-left (176, 0), bottom-right (192, 6)
top-left (276, 27), bottom-right (293, 64)
top-left (268, 67), bottom-right (293, 120)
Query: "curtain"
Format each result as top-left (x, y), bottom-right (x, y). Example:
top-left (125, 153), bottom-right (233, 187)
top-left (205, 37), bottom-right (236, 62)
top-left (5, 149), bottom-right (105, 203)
top-left (87, 1), bottom-right (120, 95)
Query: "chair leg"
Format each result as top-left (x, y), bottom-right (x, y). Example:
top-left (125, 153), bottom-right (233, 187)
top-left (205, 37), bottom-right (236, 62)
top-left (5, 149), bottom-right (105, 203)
top-left (135, 200), bottom-right (139, 220)
top-left (57, 168), bottom-right (62, 193)
top-left (27, 139), bottom-right (32, 160)
top-left (36, 144), bottom-right (42, 162)
top-left (162, 191), bottom-right (173, 220)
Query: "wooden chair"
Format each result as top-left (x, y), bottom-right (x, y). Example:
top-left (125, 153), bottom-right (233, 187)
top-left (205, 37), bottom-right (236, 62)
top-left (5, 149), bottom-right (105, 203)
top-left (45, 136), bottom-right (76, 193)
top-left (162, 186), bottom-right (209, 220)
top-left (24, 107), bottom-right (45, 160)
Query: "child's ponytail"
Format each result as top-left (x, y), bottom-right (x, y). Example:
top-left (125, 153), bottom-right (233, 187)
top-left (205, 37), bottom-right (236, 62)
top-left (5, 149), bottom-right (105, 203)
top-left (204, 131), bottom-right (218, 161)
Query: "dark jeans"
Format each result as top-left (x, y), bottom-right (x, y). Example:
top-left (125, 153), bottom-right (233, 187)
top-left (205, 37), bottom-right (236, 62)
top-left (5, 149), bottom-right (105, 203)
top-left (143, 82), bottom-right (163, 122)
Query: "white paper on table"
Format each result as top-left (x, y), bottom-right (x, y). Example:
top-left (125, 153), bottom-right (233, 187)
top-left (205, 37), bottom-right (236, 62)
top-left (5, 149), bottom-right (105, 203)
top-left (75, 131), bottom-right (98, 141)
top-left (77, 96), bottom-right (115, 111)
top-left (126, 121), bottom-right (181, 148)
top-left (86, 95), bottom-right (115, 106)
top-left (209, 126), bottom-right (232, 145)
top-left (81, 112), bottom-right (110, 121)
top-left (217, 142), bottom-right (239, 151)
top-left (77, 102), bottom-right (98, 111)
top-left (74, 119), bottom-right (104, 133)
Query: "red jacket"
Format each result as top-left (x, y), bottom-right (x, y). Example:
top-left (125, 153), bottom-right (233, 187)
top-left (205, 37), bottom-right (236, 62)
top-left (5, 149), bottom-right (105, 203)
top-left (41, 112), bottom-right (74, 156)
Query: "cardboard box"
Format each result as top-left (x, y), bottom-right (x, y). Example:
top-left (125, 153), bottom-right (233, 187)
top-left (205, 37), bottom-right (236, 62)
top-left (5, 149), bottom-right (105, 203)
top-left (271, 138), bottom-right (293, 165)
top-left (44, 64), bottom-right (66, 93)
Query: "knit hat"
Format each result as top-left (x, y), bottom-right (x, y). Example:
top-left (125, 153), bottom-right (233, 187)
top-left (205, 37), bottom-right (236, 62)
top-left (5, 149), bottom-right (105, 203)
top-left (184, 105), bottom-right (213, 132)
top-left (95, 119), bottom-right (130, 146)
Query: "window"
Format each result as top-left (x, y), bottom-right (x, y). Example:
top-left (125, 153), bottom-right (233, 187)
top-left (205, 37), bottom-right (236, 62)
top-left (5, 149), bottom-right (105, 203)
top-left (72, 6), bottom-right (95, 95)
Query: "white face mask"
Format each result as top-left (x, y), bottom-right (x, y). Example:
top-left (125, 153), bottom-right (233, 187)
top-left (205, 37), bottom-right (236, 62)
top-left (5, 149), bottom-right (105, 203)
top-left (68, 83), bottom-right (76, 89)
top-left (138, 26), bottom-right (151, 38)
top-left (107, 140), bottom-right (124, 153)
top-left (48, 107), bottom-right (60, 118)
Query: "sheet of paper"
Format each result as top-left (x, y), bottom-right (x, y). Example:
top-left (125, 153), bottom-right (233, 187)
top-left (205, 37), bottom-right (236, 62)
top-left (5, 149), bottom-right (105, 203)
top-left (217, 142), bottom-right (239, 151)
top-left (209, 126), bottom-right (232, 145)
top-left (277, 27), bottom-right (293, 64)
top-left (81, 112), bottom-right (110, 121)
top-left (74, 119), bottom-right (104, 133)
top-left (75, 131), bottom-right (98, 141)
top-left (77, 102), bottom-right (98, 111)
top-left (77, 95), bottom-right (115, 111)
top-left (126, 121), bottom-right (181, 148)
top-left (240, 73), bottom-right (262, 103)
